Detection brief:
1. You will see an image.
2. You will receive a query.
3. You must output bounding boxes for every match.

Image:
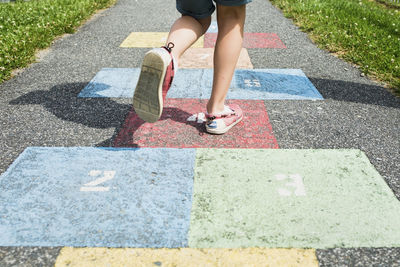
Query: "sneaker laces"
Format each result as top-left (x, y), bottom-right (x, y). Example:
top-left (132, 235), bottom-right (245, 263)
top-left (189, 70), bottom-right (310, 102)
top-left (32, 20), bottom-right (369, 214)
top-left (162, 42), bottom-right (175, 53)
top-left (206, 105), bottom-right (235, 121)
top-left (161, 42), bottom-right (178, 73)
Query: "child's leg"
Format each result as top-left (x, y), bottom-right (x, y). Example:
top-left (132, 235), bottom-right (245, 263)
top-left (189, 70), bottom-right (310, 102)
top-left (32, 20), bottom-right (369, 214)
top-left (133, 14), bottom-right (210, 123)
top-left (207, 4), bottom-right (246, 114)
top-left (166, 15), bottom-right (211, 61)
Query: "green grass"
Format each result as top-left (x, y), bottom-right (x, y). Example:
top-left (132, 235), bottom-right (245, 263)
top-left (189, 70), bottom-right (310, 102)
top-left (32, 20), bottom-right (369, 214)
top-left (269, 0), bottom-right (400, 95)
top-left (0, 0), bottom-right (116, 83)
top-left (378, 0), bottom-right (400, 8)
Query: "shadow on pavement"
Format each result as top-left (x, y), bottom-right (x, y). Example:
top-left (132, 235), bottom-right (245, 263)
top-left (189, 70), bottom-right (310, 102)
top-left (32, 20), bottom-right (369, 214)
top-left (8, 82), bottom-right (204, 147)
top-left (9, 82), bottom-right (131, 129)
top-left (7, 78), bottom-right (400, 147)
top-left (309, 77), bottom-right (400, 108)
top-left (113, 106), bottom-right (207, 148)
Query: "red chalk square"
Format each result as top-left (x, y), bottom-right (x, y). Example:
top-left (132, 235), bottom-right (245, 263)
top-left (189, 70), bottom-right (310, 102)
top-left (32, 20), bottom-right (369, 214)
top-left (204, 33), bottom-right (286, 48)
top-left (114, 99), bottom-right (279, 149)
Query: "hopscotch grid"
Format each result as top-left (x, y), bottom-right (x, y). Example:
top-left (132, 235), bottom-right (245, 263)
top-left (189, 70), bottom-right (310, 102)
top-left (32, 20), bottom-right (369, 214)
top-left (4, 21), bottom-right (380, 264)
top-left (79, 68), bottom-right (323, 100)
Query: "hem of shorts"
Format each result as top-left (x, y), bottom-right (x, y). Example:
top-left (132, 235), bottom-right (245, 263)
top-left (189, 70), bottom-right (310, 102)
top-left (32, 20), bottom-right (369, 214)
top-left (176, 5), bottom-right (215, 19)
top-left (214, 0), bottom-right (252, 6)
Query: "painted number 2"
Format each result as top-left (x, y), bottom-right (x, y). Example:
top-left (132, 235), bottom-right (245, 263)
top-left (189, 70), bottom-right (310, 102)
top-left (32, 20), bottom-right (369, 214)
top-left (275, 174), bottom-right (306, 196)
top-left (80, 170), bottom-right (115, 192)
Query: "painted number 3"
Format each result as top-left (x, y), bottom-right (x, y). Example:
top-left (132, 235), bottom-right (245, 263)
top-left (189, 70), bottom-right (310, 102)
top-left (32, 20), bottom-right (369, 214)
top-left (80, 170), bottom-right (116, 192)
top-left (275, 174), bottom-right (306, 196)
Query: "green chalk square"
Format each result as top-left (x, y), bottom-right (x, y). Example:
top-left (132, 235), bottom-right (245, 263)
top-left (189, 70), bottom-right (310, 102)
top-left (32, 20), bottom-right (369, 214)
top-left (189, 149), bottom-right (400, 249)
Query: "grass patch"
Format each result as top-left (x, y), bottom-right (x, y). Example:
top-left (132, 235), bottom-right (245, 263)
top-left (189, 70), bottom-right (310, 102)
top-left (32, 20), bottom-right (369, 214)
top-left (0, 0), bottom-right (116, 83)
top-left (269, 0), bottom-right (400, 95)
top-left (377, 0), bottom-right (400, 9)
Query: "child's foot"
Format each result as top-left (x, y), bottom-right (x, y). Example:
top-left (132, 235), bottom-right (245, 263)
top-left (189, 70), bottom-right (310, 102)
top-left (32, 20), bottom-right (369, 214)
top-left (133, 42), bottom-right (176, 123)
top-left (205, 104), bottom-right (243, 134)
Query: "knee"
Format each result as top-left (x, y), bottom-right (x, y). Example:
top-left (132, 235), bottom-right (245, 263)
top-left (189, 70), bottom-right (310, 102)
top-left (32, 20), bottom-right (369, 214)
top-left (196, 16), bottom-right (212, 33)
top-left (217, 4), bottom-right (246, 20)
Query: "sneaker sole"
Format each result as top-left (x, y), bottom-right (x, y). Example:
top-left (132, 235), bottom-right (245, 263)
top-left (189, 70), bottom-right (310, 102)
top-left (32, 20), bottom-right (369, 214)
top-left (206, 115), bottom-right (243, 135)
top-left (133, 50), bottom-right (170, 123)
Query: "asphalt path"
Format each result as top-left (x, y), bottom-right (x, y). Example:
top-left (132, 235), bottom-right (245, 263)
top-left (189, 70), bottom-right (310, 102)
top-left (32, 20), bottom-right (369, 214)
top-left (0, 0), bottom-right (399, 265)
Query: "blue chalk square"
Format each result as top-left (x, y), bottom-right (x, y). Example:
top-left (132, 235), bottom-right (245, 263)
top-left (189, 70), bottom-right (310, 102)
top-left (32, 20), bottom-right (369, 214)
top-left (231, 69), bottom-right (323, 100)
top-left (79, 68), bottom-right (139, 97)
top-left (0, 147), bottom-right (195, 247)
top-left (79, 68), bottom-right (323, 100)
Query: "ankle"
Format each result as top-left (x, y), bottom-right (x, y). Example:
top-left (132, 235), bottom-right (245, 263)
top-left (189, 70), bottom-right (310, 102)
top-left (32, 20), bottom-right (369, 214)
top-left (206, 102), bottom-right (225, 115)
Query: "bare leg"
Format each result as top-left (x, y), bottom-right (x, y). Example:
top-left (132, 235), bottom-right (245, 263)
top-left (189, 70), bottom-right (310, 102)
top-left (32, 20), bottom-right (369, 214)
top-left (207, 4), bottom-right (246, 114)
top-left (134, 15), bottom-right (211, 123)
top-left (166, 15), bottom-right (211, 61)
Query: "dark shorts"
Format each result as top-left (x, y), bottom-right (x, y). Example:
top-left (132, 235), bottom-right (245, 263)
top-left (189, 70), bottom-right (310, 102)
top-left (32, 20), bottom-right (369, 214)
top-left (176, 0), bottom-right (252, 19)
